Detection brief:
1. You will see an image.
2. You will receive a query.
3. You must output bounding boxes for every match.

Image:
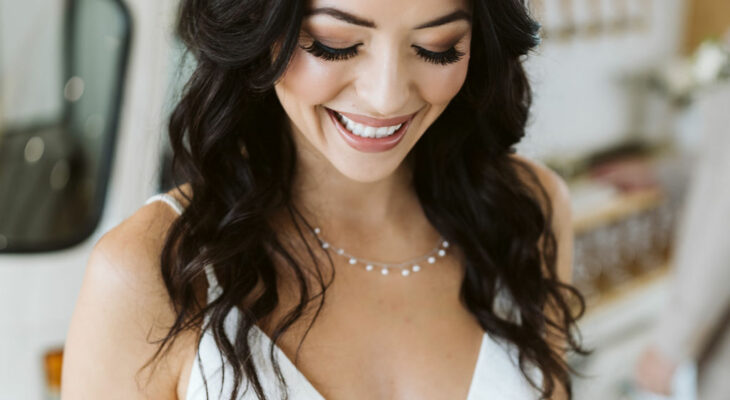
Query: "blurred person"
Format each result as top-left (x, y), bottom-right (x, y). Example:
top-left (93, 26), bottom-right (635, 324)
top-left (61, 0), bottom-right (587, 399)
top-left (635, 83), bottom-right (730, 400)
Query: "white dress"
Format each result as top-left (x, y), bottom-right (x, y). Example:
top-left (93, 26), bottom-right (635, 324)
top-left (145, 194), bottom-right (543, 400)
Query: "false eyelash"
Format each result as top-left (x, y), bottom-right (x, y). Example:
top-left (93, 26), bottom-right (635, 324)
top-left (301, 39), bottom-right (465, 66)
top-left (300, 41), bottom-right (360, 61)
top-left (412, 45), bottom-right (466, 65)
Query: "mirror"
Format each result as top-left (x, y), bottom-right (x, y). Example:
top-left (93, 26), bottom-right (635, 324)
top-left (0, 0), bottom-right (132, 252)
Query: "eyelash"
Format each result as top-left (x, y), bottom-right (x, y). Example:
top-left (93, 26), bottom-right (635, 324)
top-left (300, 41), bottom-right (360, 62)
top-left (300, 40), bottom-right (465, 65)
top-left (415, 45), bottom-right (466, 65)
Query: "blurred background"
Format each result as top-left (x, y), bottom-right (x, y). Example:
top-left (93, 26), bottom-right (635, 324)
top-left (0, 0), bottom-right (728, 399)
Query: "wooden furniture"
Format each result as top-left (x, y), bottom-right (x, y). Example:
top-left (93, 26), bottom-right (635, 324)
top-left (683, 0), bottom-right (730, 53)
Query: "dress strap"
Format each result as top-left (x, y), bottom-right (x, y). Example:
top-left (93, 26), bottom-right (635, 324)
top-left (145, 193), bottom-right (184, 216)
top-left (203, 262), bottom-right (223, 301)
top-left (145, 193), bottom-right (222, 301)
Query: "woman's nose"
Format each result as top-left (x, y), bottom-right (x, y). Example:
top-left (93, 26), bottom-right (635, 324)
top-left (355, 48), bottom-right (412, 117)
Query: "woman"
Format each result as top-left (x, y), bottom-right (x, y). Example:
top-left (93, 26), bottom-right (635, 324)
top-left (62, 0), bottom-right (586, 399)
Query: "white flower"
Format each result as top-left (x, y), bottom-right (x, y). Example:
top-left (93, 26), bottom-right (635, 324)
top-left (692, 41), bottom-right (729, 86)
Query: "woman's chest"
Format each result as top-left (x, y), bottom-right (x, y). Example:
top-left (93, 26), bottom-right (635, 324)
top-left (259, 260), bottom-right (486, 399)
top-left (179, 265), bottom-right (541, 400)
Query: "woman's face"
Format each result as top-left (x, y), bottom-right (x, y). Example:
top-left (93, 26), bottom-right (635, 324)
top-left (274, 0), bottom-right (472, 183)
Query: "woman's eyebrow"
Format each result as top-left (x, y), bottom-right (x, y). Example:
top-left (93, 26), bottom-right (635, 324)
top-left (305, 7), bottom-right (471, 30)
top-left (414, 10), bottom-right (471, 29)
top-left (306, 7), bottom-right (375, 27)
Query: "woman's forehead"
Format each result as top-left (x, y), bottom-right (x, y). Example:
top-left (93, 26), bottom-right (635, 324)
top-left (305, 0), bottom-right (472, 30)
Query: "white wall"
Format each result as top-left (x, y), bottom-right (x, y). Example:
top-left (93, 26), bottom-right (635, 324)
top-left (0, 0), bottom-right (64, 126)
top-left (518, 0), bottom-right (688, 160)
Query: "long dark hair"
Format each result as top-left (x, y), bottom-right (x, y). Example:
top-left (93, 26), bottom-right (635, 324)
top-left (149, 0), bottom-right (587, 399)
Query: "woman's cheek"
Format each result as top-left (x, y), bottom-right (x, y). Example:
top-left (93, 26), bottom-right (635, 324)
top-left (415, 54), bottom-right (470, 106)
top-left (278, 49), bottom-right (346, 105)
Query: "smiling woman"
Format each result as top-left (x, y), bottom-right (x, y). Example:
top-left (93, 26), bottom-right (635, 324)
top-left (276, 1), bottom-right (472, 182)
top-left (61, 0), bottom-right (587, 399)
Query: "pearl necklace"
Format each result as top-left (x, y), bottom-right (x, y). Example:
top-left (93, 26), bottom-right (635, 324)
top-left (310, 226), bottom-right (450, 277)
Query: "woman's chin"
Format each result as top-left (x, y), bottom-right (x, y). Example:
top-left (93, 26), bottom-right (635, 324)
top-left (328, 157), bottom-right (401, 183)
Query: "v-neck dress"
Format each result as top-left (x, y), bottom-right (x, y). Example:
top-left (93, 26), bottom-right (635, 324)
top-left (145, 194), bottom-right (543, 400)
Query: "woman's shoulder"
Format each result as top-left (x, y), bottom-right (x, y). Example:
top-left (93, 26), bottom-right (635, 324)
top-left (90, 183), bottom-right (193, 290)
top-left (508, 153), bottom-right (571, 231)
top-left (62, 184), bottom-right (198, 399)
top-left (508, 153), bottom-right (570, 207)
top-left (507, 153), bottom-right (573, 283)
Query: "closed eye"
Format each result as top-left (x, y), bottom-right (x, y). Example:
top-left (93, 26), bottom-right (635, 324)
top-left (301, 40), bottom-right (465, 65)
top-left (299, 41), bottom-right (360, 61)
top-left (412, 45), bottom-right (465, 65)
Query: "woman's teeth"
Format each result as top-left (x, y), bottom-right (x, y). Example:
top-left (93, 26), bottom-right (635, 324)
top-left (336, 112), bottom-right (402, 138)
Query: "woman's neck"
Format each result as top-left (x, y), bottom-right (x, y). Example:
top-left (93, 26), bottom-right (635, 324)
top-left (271, 127), bottom-right (441, 265)
top-left (296, 168), bottom-right (415, 228)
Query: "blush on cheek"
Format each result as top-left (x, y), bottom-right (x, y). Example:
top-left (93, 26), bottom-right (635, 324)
top-left (278, 49), bottom-right (346, 106)
top-left (416, 57), bottom-right (470, 106)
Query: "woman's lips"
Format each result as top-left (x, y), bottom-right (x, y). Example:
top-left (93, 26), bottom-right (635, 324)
top-left (325, 108), bottom-right (416, 153)
top-left (335, 109), bottom-right (415, 127)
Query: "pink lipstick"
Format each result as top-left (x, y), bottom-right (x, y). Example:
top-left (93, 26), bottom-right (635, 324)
top-left (325, 108), bottom-right (417, 153)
